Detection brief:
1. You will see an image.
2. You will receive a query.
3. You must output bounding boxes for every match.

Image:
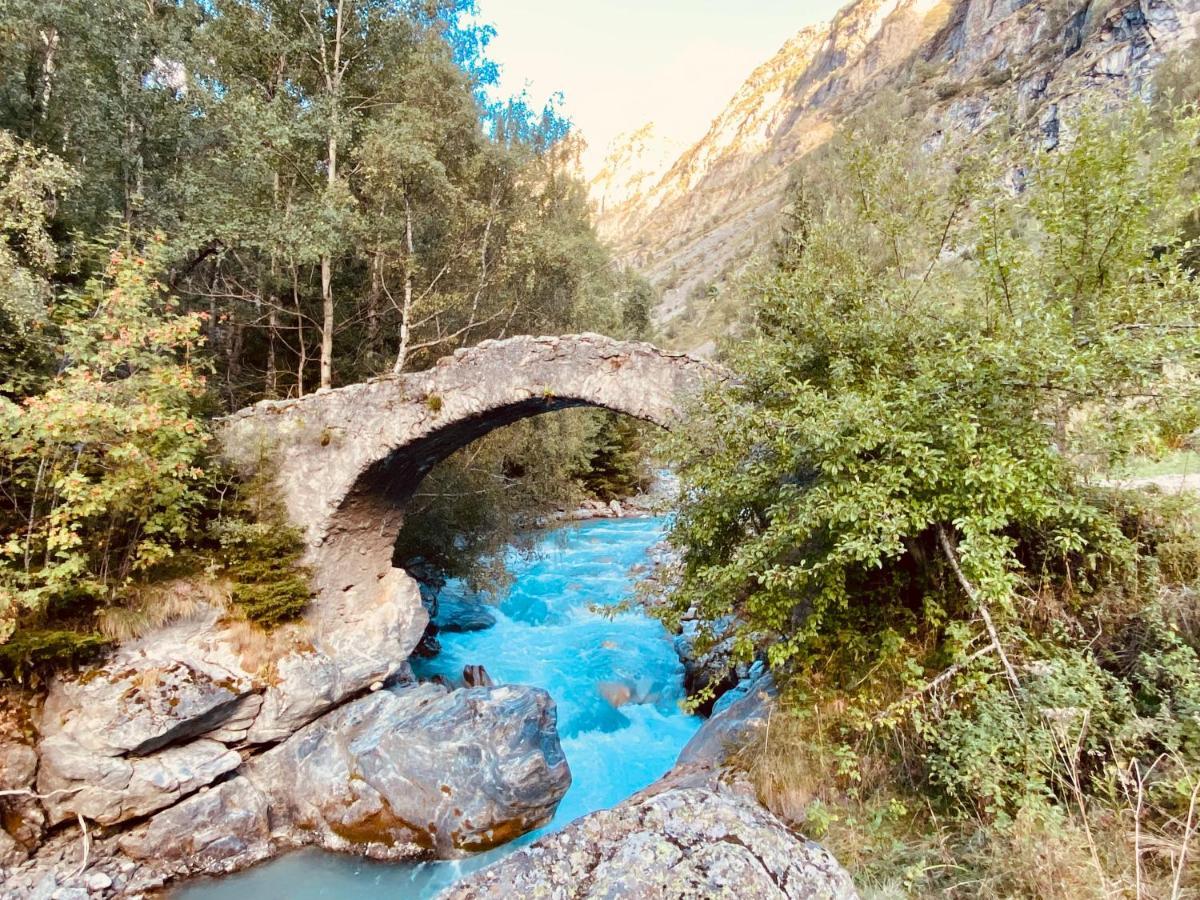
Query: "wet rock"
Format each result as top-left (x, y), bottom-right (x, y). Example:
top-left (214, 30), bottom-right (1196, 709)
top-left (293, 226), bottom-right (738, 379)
top-left (677, 672), bottom-right (776, 769)
top-left (118, 776), bottom-right (272, 874)
top-left (462, 665), bottom-right (494, 688)
top-left (673, 617), bottom-right (741, 715)
top-left (598, 680), bottom-right (633, 708)
top-left (442, 786), bottom-right (857, 899)
top-left (413, 625), bottom-right (442, 659)
top-left (598, 676), bottom-right (659, 709)
top-left (436, 596), bottom-right (497, 633)
top-left (243, 683), bottom-right (570, 858)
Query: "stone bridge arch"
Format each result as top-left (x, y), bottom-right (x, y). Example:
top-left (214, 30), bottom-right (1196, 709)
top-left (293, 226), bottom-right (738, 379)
top-left (217, 334), bottom-right (720, 737)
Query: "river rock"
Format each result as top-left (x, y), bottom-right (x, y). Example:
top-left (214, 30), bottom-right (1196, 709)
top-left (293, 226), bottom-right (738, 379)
top-left (462, 665), bottom-right (494, 688)
top-left (436, 596), bottom-right (497, 633)
top-left (118, 776), bottom-right (273, 874)
top-left (677, 671), bottom-right (776, 769)
top-left (242, 649), bottom-right (338, 743)
top-left (243, 682), bottom-right (570, 857)
top-left (441, 785), bottom-right (857, 899)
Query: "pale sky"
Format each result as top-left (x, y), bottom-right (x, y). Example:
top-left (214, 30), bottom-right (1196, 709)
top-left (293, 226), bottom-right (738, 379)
top-left (475, 1), bottom-right (848, 173)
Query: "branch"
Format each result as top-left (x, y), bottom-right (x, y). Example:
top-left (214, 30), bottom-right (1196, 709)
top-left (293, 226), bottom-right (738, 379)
top-left (874, 641), bottom-right (995, 724)
top-left (936, 525), bottom-right (1022, 693)
top-left (1, 787), bottom-right (90, 877)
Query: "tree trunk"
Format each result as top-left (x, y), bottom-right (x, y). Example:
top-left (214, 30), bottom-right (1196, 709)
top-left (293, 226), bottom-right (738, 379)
top-left (392, 194), bottom-right (415, 374)
top-left (266, 304), bottom-right (279, 398)
top-left (319, 132), bottom-right (336, 390)
top-left (293, 263), bottom-right (305, 398)
top-left (367, 245), bottom-right (383, 356)
top-left (318, 0), bottom-right (345, 391)
top-left (266, 172), bottom-right (281, 398)
top-left (38, 27), bottom-right (58, 123)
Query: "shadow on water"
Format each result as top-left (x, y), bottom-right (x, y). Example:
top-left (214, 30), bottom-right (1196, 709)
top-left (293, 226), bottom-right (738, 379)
top-left (176, 516), bottom-right (699, 900)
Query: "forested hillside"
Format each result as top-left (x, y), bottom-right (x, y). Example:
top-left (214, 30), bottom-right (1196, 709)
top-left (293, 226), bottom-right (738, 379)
top-left (0, 0), bottom-right (650, 678)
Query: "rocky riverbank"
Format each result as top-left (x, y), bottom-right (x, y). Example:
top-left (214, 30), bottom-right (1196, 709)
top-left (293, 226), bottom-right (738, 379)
top-left (1, 675), bottom-right (571, 899)
top-left (443, 668), bottom-right (859, 900)
top-left (0, 494), bottom-right (852, 900)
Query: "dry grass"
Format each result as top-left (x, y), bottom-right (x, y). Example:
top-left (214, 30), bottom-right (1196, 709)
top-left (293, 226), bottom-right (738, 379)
top-left (219, 616), bottom-right (313, 677)
top-left (96, 574), bottom-right (314, 678)
top-left (732, 705), bottom-right (1200, 899)
top-left (96, 576), bottom-right (230, 642)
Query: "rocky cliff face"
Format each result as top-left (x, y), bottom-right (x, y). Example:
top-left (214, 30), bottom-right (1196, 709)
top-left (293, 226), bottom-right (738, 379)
top-left (590, 123), bottom-right (683, 244)
top-left (593, 0), bottom-right (1200, 346)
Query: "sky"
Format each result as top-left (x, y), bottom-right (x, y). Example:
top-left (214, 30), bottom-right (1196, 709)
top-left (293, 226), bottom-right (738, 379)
top-left (475, 1), bottom-right (847, 174)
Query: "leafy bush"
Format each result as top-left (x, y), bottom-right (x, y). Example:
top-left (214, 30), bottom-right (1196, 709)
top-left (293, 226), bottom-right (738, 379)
top-left (664, 102), bottom-right (1200, 893)
top-left (0, 236), bottom-right (212, 651)
top-left (215, 514), bottom-right (312, 628)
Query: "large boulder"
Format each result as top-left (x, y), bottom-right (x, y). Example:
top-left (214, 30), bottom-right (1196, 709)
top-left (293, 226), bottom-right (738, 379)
top-left (242, 682), bottom-right (570, 858)
top-left (34, 569), bottom-right (428, 827)
top-left (436, 595), bottom-right (498, 633)
top-left (245, 566), bottom-right (427, 743)
top-left (676, 670), bottom-right (776, 769)
top-left (442, 786), bottom-right (857, 899)
top-left (118, 776), bottom-right (273, 875)
top-left (35, 605), bottom-right (259, 825)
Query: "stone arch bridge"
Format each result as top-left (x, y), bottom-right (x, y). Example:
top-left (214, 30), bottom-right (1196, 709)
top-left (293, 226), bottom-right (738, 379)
top-left (216, 334), bottom-right (720, 737)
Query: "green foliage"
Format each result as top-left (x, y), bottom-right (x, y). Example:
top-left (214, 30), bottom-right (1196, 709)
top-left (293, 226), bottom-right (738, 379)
top-left (0, 628), bottom-right (111, 684)
top-left (667, 102), bottom-right (1200, 670)
top-left (579, 413), bottom-right (651, 501)
top-left (0, 2), bottom-right (645, 678)
top-left (0, 237), bottom-right (212, 645)
top-left (0, 130), bottom-right (73, 398)
top-left (666, 101), bottom-right (1200, 875)
top-left (393, 410), bottom-right (601, 592)
top-left (214, 487), bottom-right (312, 627)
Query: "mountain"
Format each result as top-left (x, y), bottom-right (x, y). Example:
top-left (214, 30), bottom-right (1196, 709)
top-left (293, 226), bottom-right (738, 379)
top-left (591, 0), bottom-right (1200, 351)
top-left (589, 123), bottom-right (683, 243)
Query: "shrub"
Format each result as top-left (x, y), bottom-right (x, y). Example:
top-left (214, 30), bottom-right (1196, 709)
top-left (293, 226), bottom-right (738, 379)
top-left (664, 102), bottom-right (1200, 892)
top-left (0, 235), bottom-right (212, 653)
top-left (0, 628), bottom-right (111, 685)
top-left (212, 468), bottom-right (312, 628)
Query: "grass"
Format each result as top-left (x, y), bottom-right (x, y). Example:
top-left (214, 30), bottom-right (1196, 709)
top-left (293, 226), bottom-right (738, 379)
top-left (734, 705), bottom-right (1200, 899)
top-left (1121, 451), bottom-right (1200, 480)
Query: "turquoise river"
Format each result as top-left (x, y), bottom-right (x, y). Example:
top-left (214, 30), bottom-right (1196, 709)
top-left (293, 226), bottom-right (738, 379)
top-left (178, 515), bottom-right (700, 899)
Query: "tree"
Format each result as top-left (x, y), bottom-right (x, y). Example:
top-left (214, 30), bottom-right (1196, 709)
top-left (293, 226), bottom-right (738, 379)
top-left (0, 237), bottom-right (211, 645)
top-left (660, 101), bottom-right (1200, 891)
top-left (0, 130), bottom-right (73, 398)
top-left (667, 103), bottom-right (1200, 670)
